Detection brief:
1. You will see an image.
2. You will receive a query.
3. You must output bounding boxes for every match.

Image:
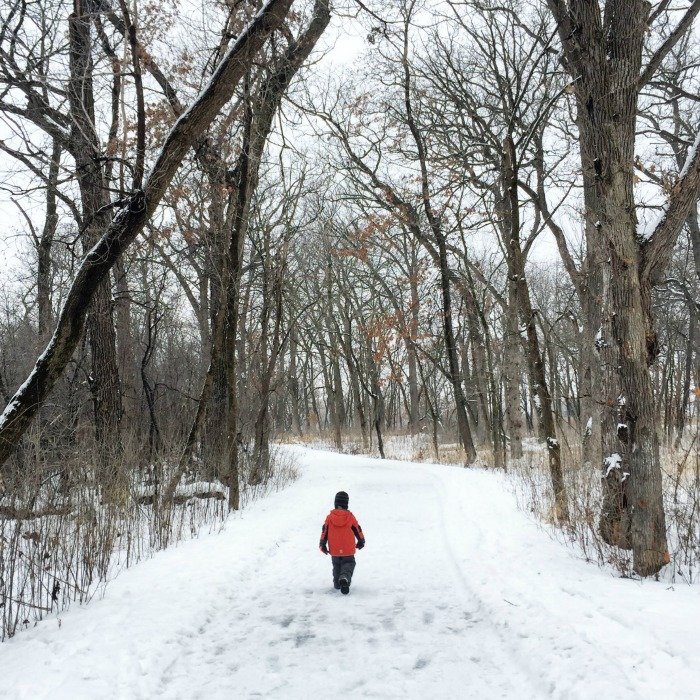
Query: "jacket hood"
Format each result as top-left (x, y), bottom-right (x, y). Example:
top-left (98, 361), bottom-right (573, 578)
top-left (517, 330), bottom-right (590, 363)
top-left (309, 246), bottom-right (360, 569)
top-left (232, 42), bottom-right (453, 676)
top-left (328, 508), bottom-right (352, 525)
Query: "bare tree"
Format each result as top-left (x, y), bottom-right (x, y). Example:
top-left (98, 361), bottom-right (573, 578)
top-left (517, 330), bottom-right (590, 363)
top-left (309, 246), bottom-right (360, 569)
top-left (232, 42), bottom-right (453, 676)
top-left (0, 0), bottom-right (297, 490)
top-left (547, 0), bottom-right (700, 574)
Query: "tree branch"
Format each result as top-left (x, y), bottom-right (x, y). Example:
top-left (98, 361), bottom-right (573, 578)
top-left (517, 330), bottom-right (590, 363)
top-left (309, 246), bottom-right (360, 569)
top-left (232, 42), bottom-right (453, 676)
top-left (639, 0), bottom-right (700, 87)
top-left (641, 129), bottom-right (700, 285)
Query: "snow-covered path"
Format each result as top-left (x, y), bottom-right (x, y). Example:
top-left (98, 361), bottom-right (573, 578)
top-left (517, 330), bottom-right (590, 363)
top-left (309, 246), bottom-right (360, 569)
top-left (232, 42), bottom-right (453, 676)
top-left (1, 447), bottom-right (699, 699)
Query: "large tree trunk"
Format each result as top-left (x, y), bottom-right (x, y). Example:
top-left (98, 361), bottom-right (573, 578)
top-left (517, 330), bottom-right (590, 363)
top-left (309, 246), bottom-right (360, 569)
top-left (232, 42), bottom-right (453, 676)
top-left (545, 0), bottom-right (700, 573)
top-left (69, 6), bottom-right (122, 458)
top-left (206, 184), bottom-right (230, 477)
top-left (597, 258), bottom-right (632, 549)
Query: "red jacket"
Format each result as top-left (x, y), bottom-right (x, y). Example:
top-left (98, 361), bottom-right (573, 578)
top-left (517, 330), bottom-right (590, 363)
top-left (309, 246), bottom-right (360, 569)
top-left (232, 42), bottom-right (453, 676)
top-left (319, 509), bottom-right (365, 556)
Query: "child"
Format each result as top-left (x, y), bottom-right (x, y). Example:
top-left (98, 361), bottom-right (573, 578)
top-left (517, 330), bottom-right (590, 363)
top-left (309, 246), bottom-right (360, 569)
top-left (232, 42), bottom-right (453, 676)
top-left (319, 491), bottom-right (365, 594)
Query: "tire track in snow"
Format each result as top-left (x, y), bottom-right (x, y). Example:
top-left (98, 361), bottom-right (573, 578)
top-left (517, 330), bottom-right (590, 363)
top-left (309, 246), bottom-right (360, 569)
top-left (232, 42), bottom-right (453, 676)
top-left (428, 464), bottom-right (686, 699)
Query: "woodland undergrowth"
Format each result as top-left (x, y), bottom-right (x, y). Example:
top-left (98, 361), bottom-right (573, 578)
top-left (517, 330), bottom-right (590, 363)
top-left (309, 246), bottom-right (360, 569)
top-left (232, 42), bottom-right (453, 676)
top-left (0, 439), bottom-right (298, 641)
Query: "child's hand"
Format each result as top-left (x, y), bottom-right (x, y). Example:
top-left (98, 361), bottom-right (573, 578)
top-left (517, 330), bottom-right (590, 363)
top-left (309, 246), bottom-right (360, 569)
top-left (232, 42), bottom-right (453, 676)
top-left (319, 543), bottom-right (329, 555)
top-left (356, 540), bottom-right (365, 550)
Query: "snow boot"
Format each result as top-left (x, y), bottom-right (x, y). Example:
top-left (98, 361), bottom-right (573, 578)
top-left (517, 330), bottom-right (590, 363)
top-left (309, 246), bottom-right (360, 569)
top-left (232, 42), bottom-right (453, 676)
top-left (339, 576), bottom-right (350, 595)
top-left (334, 581), bottom-right (341, 590)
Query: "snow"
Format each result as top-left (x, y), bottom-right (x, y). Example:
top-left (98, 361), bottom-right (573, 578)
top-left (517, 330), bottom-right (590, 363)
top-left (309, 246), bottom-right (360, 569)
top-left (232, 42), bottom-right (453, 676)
top-left (594, 326), bottom-right (606, 349)
top-left (604, 452), bottom-right (623, 477)
top-left (1, 446), bottom-right (699, 699)
top-left (639, 130), bottom-right (700, 241)
top-left (678, 129), bottom-right (700, 180)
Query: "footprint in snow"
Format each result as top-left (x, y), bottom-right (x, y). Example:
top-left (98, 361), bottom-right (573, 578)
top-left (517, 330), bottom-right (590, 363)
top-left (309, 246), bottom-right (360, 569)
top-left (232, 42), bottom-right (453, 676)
top-left (295, 632), bottom-right (315, 647)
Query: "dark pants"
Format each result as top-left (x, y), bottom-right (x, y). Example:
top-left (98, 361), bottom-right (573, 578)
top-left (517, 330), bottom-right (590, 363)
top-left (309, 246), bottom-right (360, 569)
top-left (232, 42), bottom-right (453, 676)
top-left (332, 555), bottom-right (356, 587)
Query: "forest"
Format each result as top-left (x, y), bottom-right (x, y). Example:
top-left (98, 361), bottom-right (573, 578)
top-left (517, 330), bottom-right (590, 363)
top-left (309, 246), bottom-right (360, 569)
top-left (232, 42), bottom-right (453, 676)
top-left (0, 0), bottom-right (699, 644)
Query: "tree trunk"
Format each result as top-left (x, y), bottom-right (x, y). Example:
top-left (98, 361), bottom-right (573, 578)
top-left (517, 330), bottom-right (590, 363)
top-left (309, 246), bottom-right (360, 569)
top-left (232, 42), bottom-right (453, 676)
top-left (437, 237), bottom-right (476, 462)
top-left (206, 185), bottom-right (230, 475)
top-left (503, 135), bottom-right (568, 521)
top-left (289, 327), bottom-right (303, 438)
top-left (114, 255), bottom-right (139, 432)
top-left (343, 313), bottom-right (369, 449)
top-left (37, 141), bottom-right (61, 340)
top-left (503, 279), bottom-right (524, 461)
top-left (544, 0), bottom-right (700, 573)
top-left (673, 307), bottom-right (694, 448)
top-left (69, 6), bottom-right (122, 460)
top-left (407, 265), bottom-right (421, 435)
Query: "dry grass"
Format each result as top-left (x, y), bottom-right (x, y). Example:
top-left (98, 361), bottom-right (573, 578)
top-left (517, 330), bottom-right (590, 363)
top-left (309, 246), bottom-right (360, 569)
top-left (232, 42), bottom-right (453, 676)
top-left (280, 430), bottom-right (471, 467)
top-left (507, 430), bottom-right (700, 583)
top-left (0, 439), bottom-right (299, 641)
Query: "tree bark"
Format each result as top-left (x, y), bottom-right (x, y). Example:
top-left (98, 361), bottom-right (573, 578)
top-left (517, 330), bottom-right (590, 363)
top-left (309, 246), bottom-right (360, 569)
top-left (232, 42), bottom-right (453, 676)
top-left (37, 141), bottom-right (61, 340)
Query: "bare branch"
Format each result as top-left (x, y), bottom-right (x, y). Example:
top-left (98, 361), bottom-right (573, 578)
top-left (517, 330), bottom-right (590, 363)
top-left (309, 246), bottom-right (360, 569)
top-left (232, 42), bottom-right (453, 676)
top-left (639, 0), bottom-right (700, 87)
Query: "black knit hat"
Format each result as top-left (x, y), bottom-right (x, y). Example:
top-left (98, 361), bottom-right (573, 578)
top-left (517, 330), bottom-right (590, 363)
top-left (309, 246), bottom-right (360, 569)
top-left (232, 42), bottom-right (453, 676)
top-left (334, 491), bottom-right (349, 509)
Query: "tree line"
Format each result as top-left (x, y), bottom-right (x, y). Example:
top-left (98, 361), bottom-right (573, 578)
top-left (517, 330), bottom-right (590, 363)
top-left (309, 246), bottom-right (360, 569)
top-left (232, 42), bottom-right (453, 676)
top-left (0, 0), bottom-right (698, 622)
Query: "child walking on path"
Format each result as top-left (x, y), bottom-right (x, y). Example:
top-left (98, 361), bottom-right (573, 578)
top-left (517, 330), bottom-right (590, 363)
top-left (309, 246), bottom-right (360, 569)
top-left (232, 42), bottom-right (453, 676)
top-left (319, 491), bottom-right (365, 594)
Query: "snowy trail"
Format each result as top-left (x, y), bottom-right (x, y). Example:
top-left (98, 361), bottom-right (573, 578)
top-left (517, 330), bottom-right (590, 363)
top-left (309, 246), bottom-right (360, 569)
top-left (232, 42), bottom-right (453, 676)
top-left (1, 447), bottom-right (699, 699)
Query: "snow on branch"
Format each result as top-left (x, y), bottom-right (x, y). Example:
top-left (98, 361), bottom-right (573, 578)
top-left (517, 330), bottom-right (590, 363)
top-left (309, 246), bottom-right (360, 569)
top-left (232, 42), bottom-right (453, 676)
top-left (641, 129), bottom-right (700, 285)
